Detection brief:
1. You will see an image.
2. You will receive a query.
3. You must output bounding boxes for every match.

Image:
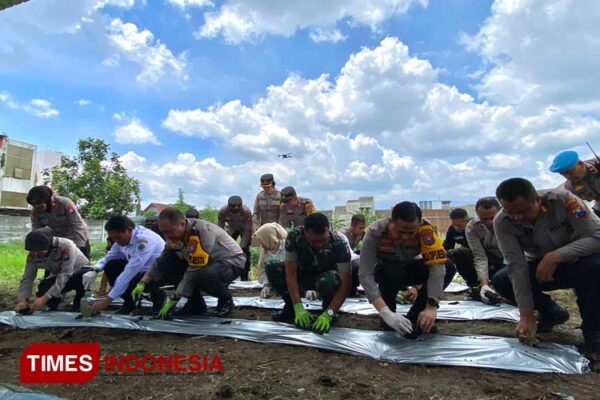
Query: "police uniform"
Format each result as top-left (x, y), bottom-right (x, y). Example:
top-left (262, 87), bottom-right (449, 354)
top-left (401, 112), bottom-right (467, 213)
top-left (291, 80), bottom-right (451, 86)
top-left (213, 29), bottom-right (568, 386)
top-left (358, 218), bottom-right (450, 323)
top-left (551, 151), bottom-right (600, 217)
top-left (337, 230), bottom-right (361, 295)
top-left (18, 237), bottom-right (93, 309)
top-left (493, 189), bottom-right (600, 337)
top-left (218, 201), bottom-right (253, 280)
top-left (95, 225), bottom-right (164, 310)
top-left (253, 190), bottom-right (281, 229)
top-left (464, 217), bottom-right (505, 286)
top-left (266, 227), bottom-right (351, 312)
top-left (279, 197), bottom-right (316, 229)
top-left (147, 218), bottom-right (245, 309)
top-left (31, 195), bottom-right (90, 257)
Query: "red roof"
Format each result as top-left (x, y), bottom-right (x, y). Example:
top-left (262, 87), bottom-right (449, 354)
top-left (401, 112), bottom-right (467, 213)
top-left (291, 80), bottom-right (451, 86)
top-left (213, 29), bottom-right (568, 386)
top-left (142, 202), bottom-right (171, 213)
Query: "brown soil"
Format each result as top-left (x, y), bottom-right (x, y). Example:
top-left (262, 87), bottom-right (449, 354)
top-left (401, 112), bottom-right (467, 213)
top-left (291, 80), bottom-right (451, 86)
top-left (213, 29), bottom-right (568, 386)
top-left (0, 287), bottom-right (599, 400)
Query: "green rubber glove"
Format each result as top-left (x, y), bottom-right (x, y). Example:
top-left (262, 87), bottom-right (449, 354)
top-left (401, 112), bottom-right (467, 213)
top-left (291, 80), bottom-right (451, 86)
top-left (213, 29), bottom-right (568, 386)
top-left (131, 282), bottom-right (145, 302)
top-left (157, 298), bottom-right (178, 319)
top-left (293, 302), bottom-right (313, 329)
top-left (312, 311), bottom-right (333, 334)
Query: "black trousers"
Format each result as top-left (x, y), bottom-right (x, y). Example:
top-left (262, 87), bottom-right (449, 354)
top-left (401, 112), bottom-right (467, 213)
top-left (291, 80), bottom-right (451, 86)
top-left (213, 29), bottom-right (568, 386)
top-left (36, 267), bottom-right (94, 307)
top-left (230, 231), bottom-right (251, 281)
top-left (375, 259), bottom-right (430, 321)
top-left (449, 247), bottom-right (503, 287)
top-left (147, 250), bottom-right (201, 309)
top-left (103, 259), bottom-right (145, 308)
top-left (492, 254), bottom-right (600, 332)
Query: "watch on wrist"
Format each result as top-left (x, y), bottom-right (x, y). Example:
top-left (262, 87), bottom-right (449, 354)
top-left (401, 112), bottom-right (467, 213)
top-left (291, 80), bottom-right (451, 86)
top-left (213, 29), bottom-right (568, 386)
top-left (427, 298), bottom-right (440, 308)
top-left (326, 309), bottom-right (335, 317)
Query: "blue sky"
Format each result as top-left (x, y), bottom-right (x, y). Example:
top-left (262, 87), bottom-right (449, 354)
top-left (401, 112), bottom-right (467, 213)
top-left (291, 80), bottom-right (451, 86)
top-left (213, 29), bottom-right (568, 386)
top-left (1, 0), bottom-right (599, 210)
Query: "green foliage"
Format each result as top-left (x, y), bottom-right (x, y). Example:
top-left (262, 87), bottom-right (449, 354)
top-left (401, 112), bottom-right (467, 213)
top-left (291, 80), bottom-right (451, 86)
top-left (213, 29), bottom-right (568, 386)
top-left (172, 188), bottom-right (193, 213)
top-left (199, 204), bottom-right (218, 224)
top-left (143, 209), bottom-right (157, 217)
top-left (43, 138), bottom-right (141, 219)
top-left (330, 213), bottom-right (344, 230)
top-left (358, 206), bottom-right (379, 225)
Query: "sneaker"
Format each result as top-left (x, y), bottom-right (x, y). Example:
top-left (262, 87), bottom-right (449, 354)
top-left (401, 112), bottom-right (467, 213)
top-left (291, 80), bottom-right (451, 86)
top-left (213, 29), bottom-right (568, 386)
top-left (537, 302), bottom-right (569, 333)
top-left (215, 297), bottom-right (235, 318)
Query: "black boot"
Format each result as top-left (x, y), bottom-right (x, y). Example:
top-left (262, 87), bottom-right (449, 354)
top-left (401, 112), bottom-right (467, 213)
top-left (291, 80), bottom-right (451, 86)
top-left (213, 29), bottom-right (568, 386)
top-left (46, 296), bottom-right (62, 311)
top-left (537, 299), bottom-right (569, 333)
top-left (215, 296), bottom-right (235, 318)
top-left (272, 295), bottom-right (294, 323)
top-left (172, 294), bottom-right (207, 317)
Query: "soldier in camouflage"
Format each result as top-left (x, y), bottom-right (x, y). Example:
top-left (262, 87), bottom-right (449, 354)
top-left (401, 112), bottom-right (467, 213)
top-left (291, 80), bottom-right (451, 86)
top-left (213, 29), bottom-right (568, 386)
top-left (267, 213), bottom-right (352, 334)
top-left (278, 186), bottom-right (316, 229)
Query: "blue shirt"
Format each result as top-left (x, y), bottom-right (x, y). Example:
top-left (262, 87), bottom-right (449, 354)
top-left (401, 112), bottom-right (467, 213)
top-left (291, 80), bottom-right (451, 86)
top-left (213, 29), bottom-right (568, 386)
top-left (96, 225), bottom-right (165, 299)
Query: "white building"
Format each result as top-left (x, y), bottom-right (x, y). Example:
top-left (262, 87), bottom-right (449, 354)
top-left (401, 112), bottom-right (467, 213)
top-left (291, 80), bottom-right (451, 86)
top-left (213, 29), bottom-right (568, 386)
top-left (0, 134), bottom-right (37, 209)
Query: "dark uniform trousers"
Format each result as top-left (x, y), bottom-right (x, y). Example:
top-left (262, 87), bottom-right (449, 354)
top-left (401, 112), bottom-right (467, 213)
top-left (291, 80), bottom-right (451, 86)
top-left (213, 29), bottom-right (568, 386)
top-left (37, 266), bottom-right (94, 310)
top-left (492, 254), bottom-right (600, 332)
top-left (229, 230), bottom-right (251, 281)
top-left (103, 259), bottom-right (145, 309)
top-left (266, 261), bottom-right (341, 311)
top-left (449, 247), bottom-right (503, 287)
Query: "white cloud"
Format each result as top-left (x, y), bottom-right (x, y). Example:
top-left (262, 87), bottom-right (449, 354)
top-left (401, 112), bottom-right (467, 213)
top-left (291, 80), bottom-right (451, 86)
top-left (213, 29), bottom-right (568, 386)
top-left (76, 99), bottom-right (91, 106)
top-left (106, 18), bottom-right (188, 86)
top-left (0, 91), bottom-right (59, 118)
top-left (155, 35), bottom-right (597, 208)
top-left (196, 0), bottom-right (427, 43)
top-left (463, 0), bottom-right (600, 112)
top-left (309, 28), bottom-right (347, 44)
top-left (167, 0), bottom-right (213, 8)
top-left (112, 114), bottom-right (160, 145)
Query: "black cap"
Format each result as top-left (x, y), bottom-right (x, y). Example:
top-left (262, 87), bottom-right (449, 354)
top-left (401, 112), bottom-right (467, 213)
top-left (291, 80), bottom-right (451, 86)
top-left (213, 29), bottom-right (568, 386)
top-left (228, 196), bottom-right (243, 207)
top-left (25, 227), bottom-right (54, 251)
top-left (260, 173), bottom-right (274, 182)
top-left (280, 186), bottom-right (296, 203)
top-left (185, 208), bottom-right (200, 218)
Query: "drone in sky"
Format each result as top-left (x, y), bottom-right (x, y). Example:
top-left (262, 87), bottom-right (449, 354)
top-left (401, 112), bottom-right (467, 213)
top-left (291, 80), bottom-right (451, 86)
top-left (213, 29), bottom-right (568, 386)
top-left (278, 153), bottom-right (292, 159)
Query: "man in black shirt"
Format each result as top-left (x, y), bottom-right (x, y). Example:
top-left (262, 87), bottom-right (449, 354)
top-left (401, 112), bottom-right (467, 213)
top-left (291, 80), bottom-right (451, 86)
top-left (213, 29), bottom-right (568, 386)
top-left (443, 208), bottom-right (477, 296)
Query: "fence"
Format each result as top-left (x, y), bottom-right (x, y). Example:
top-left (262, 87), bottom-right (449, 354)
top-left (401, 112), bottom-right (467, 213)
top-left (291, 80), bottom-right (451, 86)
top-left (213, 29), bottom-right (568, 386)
top-left (0, 215), bottom-right (108, 243)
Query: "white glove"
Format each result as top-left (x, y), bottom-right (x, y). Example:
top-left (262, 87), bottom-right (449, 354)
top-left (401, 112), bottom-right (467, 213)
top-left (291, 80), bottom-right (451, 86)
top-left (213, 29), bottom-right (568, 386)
top-left (305, 290), bottom-right (318, 301)
top-left (260, 285), bottom-right (271, 299)
top-left (379, 305), bottom-right (413, 334)
top-left (480, 284), bottom-right (496, 304)
top-left (82, 270), bottom-right (97, 291)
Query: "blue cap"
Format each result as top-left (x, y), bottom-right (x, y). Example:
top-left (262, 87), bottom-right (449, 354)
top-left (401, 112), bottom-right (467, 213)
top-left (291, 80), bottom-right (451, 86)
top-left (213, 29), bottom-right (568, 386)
top-left (550, 150), bottom-right (579, 173)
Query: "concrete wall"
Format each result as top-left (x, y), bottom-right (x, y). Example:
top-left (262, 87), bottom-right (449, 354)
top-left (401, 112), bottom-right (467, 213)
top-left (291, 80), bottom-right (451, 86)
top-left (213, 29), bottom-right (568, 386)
top-left (0, 215), bottom-right (107, 243)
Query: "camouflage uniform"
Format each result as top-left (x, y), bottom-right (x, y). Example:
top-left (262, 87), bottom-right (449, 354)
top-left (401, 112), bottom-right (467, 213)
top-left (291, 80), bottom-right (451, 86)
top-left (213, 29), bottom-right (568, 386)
top-left (266, 227), bottom-right (351, 310)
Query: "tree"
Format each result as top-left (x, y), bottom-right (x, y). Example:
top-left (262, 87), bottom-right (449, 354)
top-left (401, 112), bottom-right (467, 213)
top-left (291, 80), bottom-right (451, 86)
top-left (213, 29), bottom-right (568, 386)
top-left (199, 204), bottom-right (218, 224)
top-left (358, 206), bottom-right (379, 225)
top-left (173, 188), bottom-right (193, 213)
top-left (43, 138), bottom-right (141, 219)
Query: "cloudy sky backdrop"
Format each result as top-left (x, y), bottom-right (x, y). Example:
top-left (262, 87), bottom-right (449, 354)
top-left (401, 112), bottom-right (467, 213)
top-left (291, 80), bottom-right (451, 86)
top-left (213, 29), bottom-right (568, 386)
top-left (1, 0), bottom-right (598, 210)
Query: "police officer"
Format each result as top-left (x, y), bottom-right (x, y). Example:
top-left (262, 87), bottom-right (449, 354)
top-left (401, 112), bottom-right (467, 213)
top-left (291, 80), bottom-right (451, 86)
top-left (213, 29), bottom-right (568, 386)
top-left (359, 202), bottom-right (448, 336)
top-left (218, 195), bottom-right (253, 281)
top-left (443, 208), bottom-right (473, 295)
top-left (15, 228), bottom-right (93, 313)
top-left (86, 216), bottom-right (165, 315)
top-left (266, 213), bottom-right (352, 334)
top-left (136, 207), bottom-right (246, 318)
top-left (252, 173), bottom-right (281, 230)
top-left (550, 150), bottom-right (600, 218)
top-left (492, 178), bottom-right (600, 352)
top-left (26, 186), bottom-right (90, 258)
top-left (278, 186), bottom-right (316, 229)
top-left (464, 197), bottom-right (505, 303)
top-left (185, 208), bottom-right (200, 218)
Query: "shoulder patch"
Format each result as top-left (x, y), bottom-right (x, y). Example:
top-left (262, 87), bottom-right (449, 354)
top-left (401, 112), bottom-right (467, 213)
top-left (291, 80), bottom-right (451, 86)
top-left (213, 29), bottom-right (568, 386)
top-left (417, 224), bottom-right (447, 266)
top-left (137, 239), bottom-right (148, 251)
top-left (565, 198), bottom-right (587, 218)
top-left (304, 202), bottom-right (316, 215)
top-left (62, 248), bottom-right (70, 261)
